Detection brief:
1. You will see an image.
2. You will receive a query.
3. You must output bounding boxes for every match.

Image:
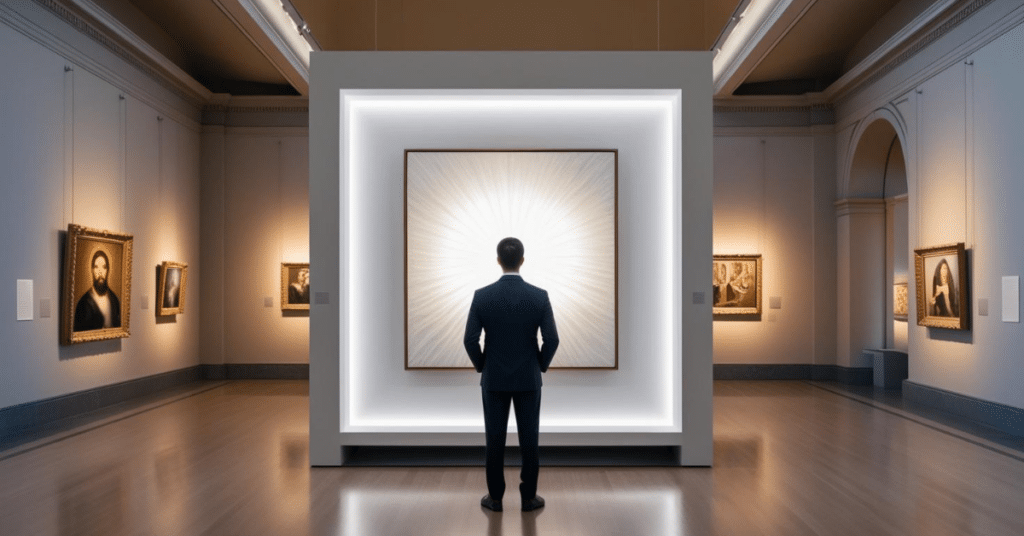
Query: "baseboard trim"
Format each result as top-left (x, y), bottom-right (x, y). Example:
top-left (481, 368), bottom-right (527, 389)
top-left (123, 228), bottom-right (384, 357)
top-left (714, 364), bottom-right (873, 385)
top-left (1, 363), bottom-right (311, 448)
top-left (1, 366), bottom-right (203, 445)
top-left (201, 364), bottom-right (309, 380)
top-left (903, 380), bottom-right (1024, 437)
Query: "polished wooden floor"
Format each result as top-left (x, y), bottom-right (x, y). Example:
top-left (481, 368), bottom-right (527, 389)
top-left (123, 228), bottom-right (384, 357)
top-left (2, 380), bottom-right (1023, 536)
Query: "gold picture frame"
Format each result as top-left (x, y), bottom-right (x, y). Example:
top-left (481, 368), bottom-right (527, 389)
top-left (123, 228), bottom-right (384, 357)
top-left (62, 224), bottom-right (133, 344)
top-left (281, 263), bottom-right (310, 310)
top-left (157, 261), bottom-right (188, 316)
top-left (893, 282), bottom-right (909, 321)
top-left (712, 254), bottom-right (762, 317)
top-left (914, 243), bottom-right (968, 330)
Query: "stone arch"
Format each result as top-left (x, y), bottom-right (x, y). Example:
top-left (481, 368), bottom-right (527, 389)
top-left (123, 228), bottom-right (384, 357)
top-left (836, 106), bottom-right (912, 371)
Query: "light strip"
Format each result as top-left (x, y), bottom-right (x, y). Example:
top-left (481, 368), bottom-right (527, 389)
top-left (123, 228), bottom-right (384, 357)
top-left (342, 91), bottom-right (681, 432)
top-left (712, 0), bottom-right (792, 90)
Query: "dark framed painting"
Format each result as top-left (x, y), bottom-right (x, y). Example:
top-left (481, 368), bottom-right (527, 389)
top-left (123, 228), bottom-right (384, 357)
top-left (893, 282), bottom-right (909, 322)
top-left (62, 224), bottom-right (133, 344)
top-left (404, 149), bottom-right (618, 369)
top-left (281, 263), bottom-right (310, 310)
top-left (157, 261), bottom-right (187, 316)
top-left (915, 243), bottom-right (968, 330)
top-left (712, 254), bottom-right (762, 317)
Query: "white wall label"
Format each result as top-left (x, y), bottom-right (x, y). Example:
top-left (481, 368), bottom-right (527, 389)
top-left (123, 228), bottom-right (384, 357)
top-left (1002, 276), bottom-right (1019, 323)
top-left (17, 279), bottom-right (33, 321)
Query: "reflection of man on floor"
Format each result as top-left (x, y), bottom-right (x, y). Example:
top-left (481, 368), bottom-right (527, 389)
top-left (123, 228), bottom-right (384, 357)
top-left (464, 237), bottom-right (559, 513)
top-left (75, 250), bottom-right (121, 331)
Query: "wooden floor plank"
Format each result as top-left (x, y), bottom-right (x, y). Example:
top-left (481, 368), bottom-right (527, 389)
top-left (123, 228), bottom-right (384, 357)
top-left (1, 380), bottom-right (1022, 536)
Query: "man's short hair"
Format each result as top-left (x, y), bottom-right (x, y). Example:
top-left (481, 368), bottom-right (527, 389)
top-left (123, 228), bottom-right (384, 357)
top-left (92, 249), bottom-right (109, 269)
top-left (497, 237), bottom-right (524, 270)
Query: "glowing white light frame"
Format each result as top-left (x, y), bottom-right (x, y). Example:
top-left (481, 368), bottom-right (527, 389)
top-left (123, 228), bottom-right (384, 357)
top-left (340, 90), bottom-right (682, 434)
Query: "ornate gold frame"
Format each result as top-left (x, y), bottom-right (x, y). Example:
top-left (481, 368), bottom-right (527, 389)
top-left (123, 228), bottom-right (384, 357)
top-left (281, 262), bottom-right (310, 311)
top-left (62, 224), bottom-right (133, 344)
top-left (712, 254), bottom-right (762, 317)
top-left (914, 242), bottom-right (969, 330)
top-left (156, 261), bottom-right (188, 316)
top-left (893, 282), bottom-right (909, 321)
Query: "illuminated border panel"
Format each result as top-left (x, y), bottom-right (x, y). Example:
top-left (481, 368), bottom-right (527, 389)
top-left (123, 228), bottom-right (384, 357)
top-left (342, 92), bottom-right (680, 432)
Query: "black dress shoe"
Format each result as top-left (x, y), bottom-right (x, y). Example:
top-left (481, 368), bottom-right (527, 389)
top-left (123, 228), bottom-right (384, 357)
top-left (481, 494), bottom-right (503, 512)
top-left (522, 495), bottom-right (545, 512)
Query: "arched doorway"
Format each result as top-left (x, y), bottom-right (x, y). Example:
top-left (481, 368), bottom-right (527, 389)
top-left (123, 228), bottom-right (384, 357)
top-left (836, 110), bottom-right (909, 374)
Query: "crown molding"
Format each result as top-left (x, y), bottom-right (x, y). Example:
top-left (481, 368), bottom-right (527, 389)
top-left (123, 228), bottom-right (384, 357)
top-left (827, 0), bottom-right (997, 107)
top-left (26, 0), bottom-right (212, 108)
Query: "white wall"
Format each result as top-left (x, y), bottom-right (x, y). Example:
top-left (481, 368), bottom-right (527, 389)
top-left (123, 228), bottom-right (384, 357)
top-left (836, 2), bottom-right (1024, 410)
top-left (712, 128), bottom-right (837, 365)
top-left (0, 17), bottom-right (202, 409)
top-left (200, 126), bottom-right (310, 365)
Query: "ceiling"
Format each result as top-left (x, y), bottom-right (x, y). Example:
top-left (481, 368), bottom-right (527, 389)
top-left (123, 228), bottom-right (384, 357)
top-left (81, 0), bottom-right (953, 98)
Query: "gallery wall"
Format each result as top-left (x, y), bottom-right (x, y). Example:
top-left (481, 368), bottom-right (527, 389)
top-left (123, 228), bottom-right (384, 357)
top-left (835, 0), bottom-right (1024, 410)
top-left (199, 120), bottom-right (310, 365)
top-left (712, 128), bottom-right (837, 366)
top-left (0, 9), bottom-right (203, 409)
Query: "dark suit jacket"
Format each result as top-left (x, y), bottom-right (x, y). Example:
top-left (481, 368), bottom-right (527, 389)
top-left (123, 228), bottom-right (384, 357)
top-left (464, 274), bottom-right (559, 391)
top-left (74, 290), bottom-right (121, 331)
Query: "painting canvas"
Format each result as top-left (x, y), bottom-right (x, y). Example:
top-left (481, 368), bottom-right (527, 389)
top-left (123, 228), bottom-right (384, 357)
top-left (62, 224), bottom-right (133, 344)
top-left (712, 255), bottom-right (762, 317)
top-left (893, 282), bottom-right (908, 321)
top-left (405, 149), bottom-right (618, 369)
top-left (914, 243), bottom-right (968, 330)
top-left (281, 263), bottom-right (310, 310)
top-left (157, 261), bottom-right (187, 316)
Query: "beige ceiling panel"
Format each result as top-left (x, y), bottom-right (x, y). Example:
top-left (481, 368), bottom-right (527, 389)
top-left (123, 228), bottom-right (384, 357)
top-left (658, 0), bottom-right (708, 51)
top-left (368, 0), bottom-right (664, 50)
top-left (312, 0), bottom-right (377, 50)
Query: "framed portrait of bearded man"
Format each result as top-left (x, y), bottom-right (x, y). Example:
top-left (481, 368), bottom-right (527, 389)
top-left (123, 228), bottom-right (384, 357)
top-left (62, 224), bottom-right (134, 344)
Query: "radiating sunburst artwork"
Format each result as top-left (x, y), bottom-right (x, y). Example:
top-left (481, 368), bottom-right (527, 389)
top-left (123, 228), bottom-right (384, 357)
top-left (405, 150), bottom-right (617, 369)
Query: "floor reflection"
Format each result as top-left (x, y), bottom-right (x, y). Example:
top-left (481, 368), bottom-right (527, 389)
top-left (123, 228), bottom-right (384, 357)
top-left (318, 470), bottom-right (685, 536)
top-left (3, 381), bottom-right (1024, 536)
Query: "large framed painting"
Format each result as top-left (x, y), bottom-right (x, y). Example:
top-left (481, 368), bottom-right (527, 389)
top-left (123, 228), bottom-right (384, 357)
top-left (915, 243), bottom-right (968, 330)
top-left (712, 254), bottom-right (762, 317)
top-left (157, 261), bottom-right (188, 316)
top-left (405, 149), bottom-right (618, 369)
top-left (62, 224), bottom-right (133, 344)
top-left (893, 282), bottom-right (909, 322)
top-left (281, 263), bottom-right (310, 310)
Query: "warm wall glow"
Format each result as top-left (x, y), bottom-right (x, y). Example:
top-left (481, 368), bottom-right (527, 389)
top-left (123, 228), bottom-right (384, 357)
top-left (406, 150), bottom-right (616, 368)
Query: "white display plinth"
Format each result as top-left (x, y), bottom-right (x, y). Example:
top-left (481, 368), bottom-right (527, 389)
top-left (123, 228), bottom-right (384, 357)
top-left (309, 52), bottom-right (713, 466)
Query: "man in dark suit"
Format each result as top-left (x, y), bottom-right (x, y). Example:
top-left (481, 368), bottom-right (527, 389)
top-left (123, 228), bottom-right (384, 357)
top-left (464, 237), bottom-right (559, 513)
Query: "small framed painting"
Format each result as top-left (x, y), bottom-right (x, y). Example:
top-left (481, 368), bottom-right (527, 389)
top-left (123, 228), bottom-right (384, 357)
top-left (712, 254), bottom-right (762, 317)
top-left (62, 224), bottom-right (133, 344)
top-left (157, 261), bottom-right (188, 316)
top-left (893, 282), bottom-right (908, 321)
top-left (281, 263), bottom-right (310, 310)
top-left (914, 243), bottom-right (968, 330)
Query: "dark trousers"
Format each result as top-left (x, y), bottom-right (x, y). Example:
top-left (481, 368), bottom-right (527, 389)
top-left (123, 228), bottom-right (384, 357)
top-left (482, 388), bottom-right (541, 502)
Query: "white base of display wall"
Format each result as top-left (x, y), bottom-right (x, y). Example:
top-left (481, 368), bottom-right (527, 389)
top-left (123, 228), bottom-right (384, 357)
top-left (309, 52), bottom-right (713, 466)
